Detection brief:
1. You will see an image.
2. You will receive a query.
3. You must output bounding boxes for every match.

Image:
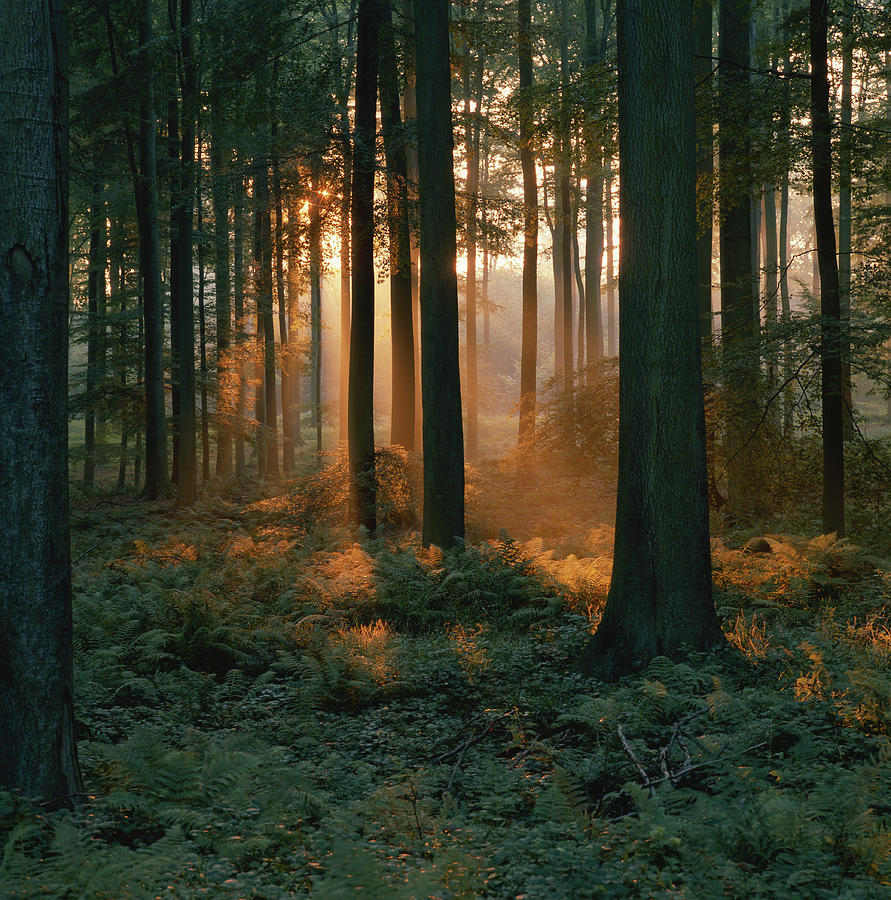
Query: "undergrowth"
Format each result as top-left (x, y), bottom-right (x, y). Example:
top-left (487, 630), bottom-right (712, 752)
top-left (2, 461), bottom-right (890, 898)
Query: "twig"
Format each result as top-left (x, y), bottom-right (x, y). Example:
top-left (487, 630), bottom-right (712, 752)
top-left (617, 724), bottom-right (655, 798)
top-left (72, 534), bottom-right (111, 566)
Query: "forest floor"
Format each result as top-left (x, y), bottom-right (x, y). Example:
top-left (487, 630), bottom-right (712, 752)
top-left (3, 455), bottom-right (891, 898)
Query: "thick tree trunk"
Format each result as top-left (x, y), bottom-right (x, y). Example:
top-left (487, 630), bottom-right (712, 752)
top-left (578, 0), bottom-right (722, 679)
top-left (350, 0), bottom-right (380, 532)
top-left (380, 0), bottom-right (415, 452)
top-left (810, 0), bottom-right (844, 536)
top-left (0, 0), bottom-right (83, 803)
top-left (416, 0), bottom-right (465, 548)
top-left (518, 0), bottom-right (538, 449)
top-left (137, 0), bottom-right (168, 498)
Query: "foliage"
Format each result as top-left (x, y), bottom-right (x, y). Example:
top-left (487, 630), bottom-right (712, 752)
top-left (3, 471), bottom-right (891, 897)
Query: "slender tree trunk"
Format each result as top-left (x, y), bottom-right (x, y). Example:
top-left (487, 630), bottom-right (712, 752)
top-left (518, 0), bottom-right (538, 448)
top-left (577, 0), bottom-right (721, 679)
top-left (84, 175), bottom-right (105, 486)
top-left (810, 0), bottom-right (844, 536)
top-left (416, 0), bottom-right (465, 547)
top-left (211, 125), bottom-right (233, 479)
top-left (197, 150), bottom-right (210, 482)
top-left (273, 160), bottom-right (293, 473)
top-left (718, 0), bottom-right (758, 514)
top-left (764, 184), bottom-right (779, 389)
top-left (110, 212), bottom-right (128, 490)
top-left (310, 159), bottom-right (323, 454)
top-left (380, 0), bottom-right (415, 452)
top-left (168, 95), bottom-right (182, 485)
top-left (339, 104), bottom-right (352, 445)
top-left (137, 0), bottom-right (167, 498)
top-left (349, 0), bottom-right (380, 532)
top-left (233, 176), bottom-right (246, 476)
top-left (838, 0), bottom-right (853, 437)
top-left (287, 195), bottom-right (304, 447)
top-left (605, 162), bottom-right (616, 356)
top-left (558, 0), bottom-right (573, 387)
top-left (0, 0), bottom-right (83, 803)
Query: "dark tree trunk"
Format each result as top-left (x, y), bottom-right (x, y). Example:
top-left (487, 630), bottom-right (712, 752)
top-left (137, 0), bottom-right (167, 498)
top-left (310, 159), bottom-right (323, 454)
top-left (718, 0), bottom-right (758, 514)
top-left (0, 0), bottom-right (83, 803)
top-left (254, 161), bottom-right (278, 476)
top-left (518, 0), bottom-right (538, 448)
top-left (558, 0), bottom-right (573, 387)
top-left (577, 0), bottom-right (722, 679)
top-left (287, 196), bottom-right (304, 448)
top-left (605, 162), bottom-right (616, 355)
top-left (196, 146), bottom-right (210, 482)
top-left (272, 163), bottom-right (293, 474)
top-left (810, 0), bottom-right (844, 536)
top-left (84, 174), bottom-right (106, 486)
top-left (415, 0), bottom-right (465, 548)
top-left (694, 0), bottom-right (713, 341)
top-left (380, 0), bottom-right (415, 452)
top-left (233, 177), bottom-right (246, 476)
top-left (110, 211), bottom-right (128, 491)
top-left (349, 0), bottom-right (380, 532)
top-left (211, 119), bottom-right (233, 479)
top-left (583, 0), bottom-right (604, 368)
top-left (838, 0), bottom-right (853, 437)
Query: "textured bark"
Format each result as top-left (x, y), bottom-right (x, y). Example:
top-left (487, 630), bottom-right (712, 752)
top-left (605, 163), bottom-right (616, 356)
top-left (557, 0), bottom-right (573, 386)
top-left (349, 0), bottom-right (380, 532)
top-left (273, 163), bottom-right (293, 474)
top-left (577, 0), bottom-right (722, 679)
top-left (309, 160), bottom-right (323, 453)
top-left (810, 0), bottom-right (844, 536)
top-left (233, 178), bottom-right (247, 476)
top-left (380, 0), bottom-right (415, 452)
top-left (838, 0), bottom-right (853, 437)
top-left (137, 0), bottom-right (168, 498)
top-left (0, 0), bottom-right (83, 803)
top-left (197, 150), bottom-right (209, 482)
top-left (84, 174), bottom-right (106, 485)
top-left (416, 0), bottom-right (465, 548)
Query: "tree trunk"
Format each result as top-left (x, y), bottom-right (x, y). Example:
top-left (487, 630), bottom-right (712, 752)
top-left (558, 0), bottom-right (573, 387)
top-left (718, 0), bottom-right (758, 514)
top-left (211, 115), bottom-right (233, 479)
top-left (605, 162), bottom-right (617, 356)
top-left (84, 174), bottom-right (105, 486)
top-left (287, 195), bottom-right (304, 447)
top-left (380, 0), bottom-right (415, 452)
top-left (233, 177), bottom-right (247, 476)
top-left (273, 160), bottom-right (293, 473)
top-left (810, 0), bottom-right (844, 536)
top-left (110, 211), bottom-right (128, 491)
top-left (310, 160), bottom-right (323, 454)
top-left (416, 0), bottom-right (465, 548)
top-left (694, 0), bottom-right (713, 341)
top-left (577, 0), bottom-right (722, 679)
top-left (137, 0), bottom-right (167, 498)
top-left (349, 0), bottom-right (380, 532)
top-left (838, 0), bottom-right (853, 437)
top-left (0, 0), bottom-right (83, 803)
top-left (518, 0), bottom-right (538, 448)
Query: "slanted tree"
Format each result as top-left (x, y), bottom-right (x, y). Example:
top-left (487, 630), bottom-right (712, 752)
top-left (415, 0), bottom-right (465, 548)
top-left (0, 0), bottom-right (83, 802)
top-left (577, 0), bottom-right (723, 679)
top-left (349, 0), bottom-right (379, 532)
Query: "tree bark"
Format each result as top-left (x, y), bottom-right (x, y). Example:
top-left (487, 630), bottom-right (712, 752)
top-left (838, 0), bottom-right (853, 437)
top-left (694, 0), bottom-right (713, 341)
top-left (84, 174), bottom-right (106, 485)
top-left (810, 0), bottom-right (844, 536)
top-left (233, 176), bottom-right (247, 476)
top-left (273, 159), bottom-right (293, 473)
top-left (415, 0), bottom-right (465, 548)
top-left (518, 0), bottom-right (538, 449)
top-left (0, 0), bottom-right (83, 803)
top-left (380, 0), bottom-right (415, 452)
top-left (349, 0), bottom-right (380, 532)
top-left (577, 0), bottom-right (722, 679)
top-left (137, 0), bottom-right (168, 498)
top-left (310, 159), bottom-right (323, 454)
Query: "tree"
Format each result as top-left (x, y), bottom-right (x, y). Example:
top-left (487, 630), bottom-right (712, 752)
top-left (349, 0), bottom-right (379, 532)
top-left (517, 0), bottom-right (538, 449)
top-left (577, 0), bottom-right (722, 679)
top-left (379, 0), bottom-right (415, 452)
top-left (415, 0), bottom-right (464, 548)
top-left (810, 0), bottom-right (844, 536)
top-left (0, 0), bottom-right (83, 802)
